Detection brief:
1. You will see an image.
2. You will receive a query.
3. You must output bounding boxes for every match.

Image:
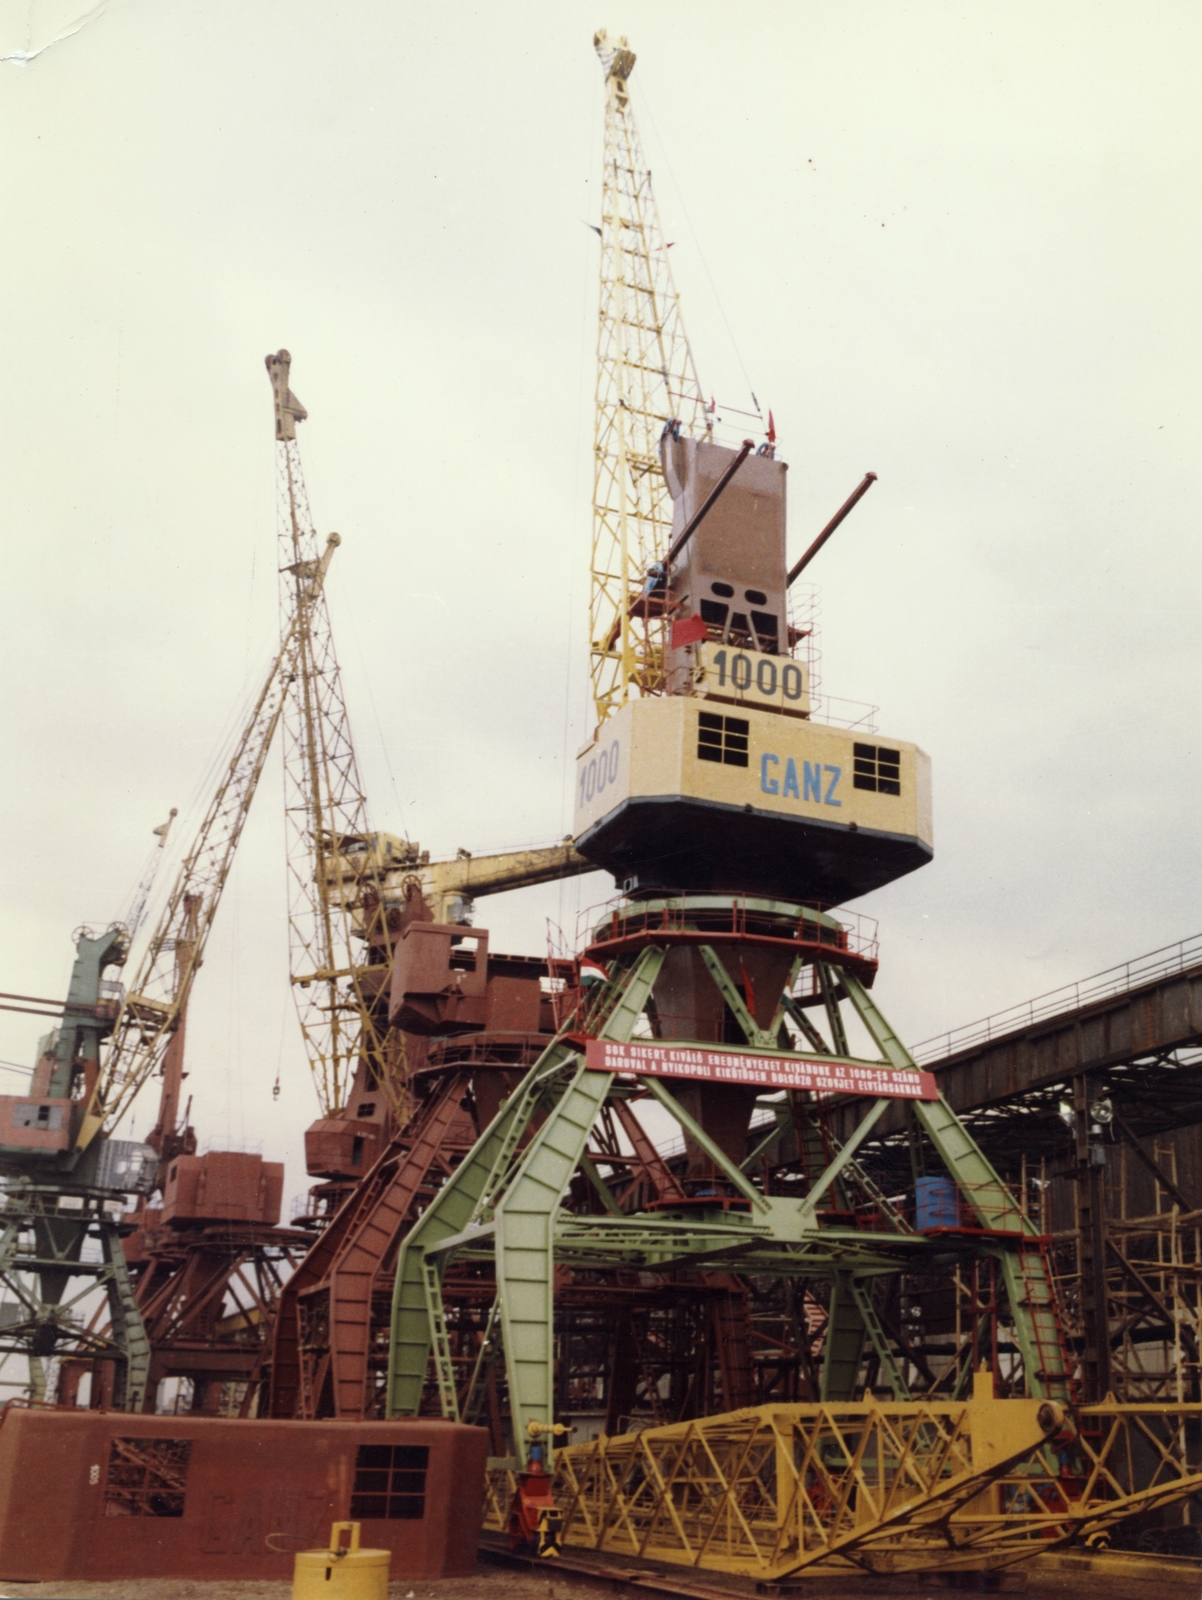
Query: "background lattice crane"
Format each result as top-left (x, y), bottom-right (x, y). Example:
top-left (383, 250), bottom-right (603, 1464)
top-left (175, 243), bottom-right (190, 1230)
top-left (78, 544), bottom-right (338, 1156)
top-left (0, 535), bottom-right (336, 1411)
top-left (266, 351), bottom-right (394, 1120)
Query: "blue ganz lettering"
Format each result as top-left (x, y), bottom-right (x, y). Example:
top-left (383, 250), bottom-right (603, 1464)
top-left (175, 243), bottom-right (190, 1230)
top-left (759, 752), bottom-right (843, 809)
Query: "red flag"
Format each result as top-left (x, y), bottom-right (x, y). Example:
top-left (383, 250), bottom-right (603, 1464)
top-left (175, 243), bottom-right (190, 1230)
top-left (578, 957), bottom-right (608, 986)
top-left (767, 409), bottom-right (776, 444)
top-left (671, 614), bottom-right (709, 648)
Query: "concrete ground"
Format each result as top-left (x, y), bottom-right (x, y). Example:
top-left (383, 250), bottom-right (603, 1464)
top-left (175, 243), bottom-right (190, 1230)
top-left (0, 1551), bottom-right (1199, 1600)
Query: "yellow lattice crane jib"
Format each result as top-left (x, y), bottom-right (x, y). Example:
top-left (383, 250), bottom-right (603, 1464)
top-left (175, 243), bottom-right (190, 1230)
top-left (266, 350), bottom-right (394, 1118)
top-left (76, 541), bottom-right (339, 1154)
top-left (590, 30), bottom-right (708, 730)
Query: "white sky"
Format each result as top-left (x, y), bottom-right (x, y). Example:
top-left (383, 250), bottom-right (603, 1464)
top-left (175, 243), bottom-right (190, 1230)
top-left (2, 1), bottom-right (1200, 1204)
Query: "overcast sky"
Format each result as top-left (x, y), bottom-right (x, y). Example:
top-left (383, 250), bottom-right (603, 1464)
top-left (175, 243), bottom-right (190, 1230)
top-left (2, 1), bottom-right (1200, 1200)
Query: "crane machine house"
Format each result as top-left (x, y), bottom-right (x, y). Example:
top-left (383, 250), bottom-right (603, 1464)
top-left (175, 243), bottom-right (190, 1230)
top-left (574, 429), bottom-right (933, 904)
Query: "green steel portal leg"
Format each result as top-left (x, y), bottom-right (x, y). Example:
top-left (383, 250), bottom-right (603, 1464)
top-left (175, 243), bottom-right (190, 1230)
top-left (494, 945), bottom-right (667, 1465)
top-left (842, 972), bottom-right (1027, 1231)
top-left (996, 1245), bottom-right (1072, 1401)
top-left (821, 1271), bottom-right (868, 1400)
top-left (386, 946), bottom-right (666, 1436)
top-left (841, 970), bottom-right (1070, 1400)
top-left (102, 1224), bottom-right (151, 1413)
top-left (387, 1056), bottom-right (561, 1417)
top-left (494, 1061), bottom-right (618, 1463)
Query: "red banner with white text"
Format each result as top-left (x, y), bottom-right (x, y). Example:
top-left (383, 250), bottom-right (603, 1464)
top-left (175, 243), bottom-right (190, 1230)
top-left (584, 1039), bottom-right (937, 1099)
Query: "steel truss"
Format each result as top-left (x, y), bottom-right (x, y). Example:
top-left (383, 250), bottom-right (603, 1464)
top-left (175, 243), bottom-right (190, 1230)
top-left (589, 30), bottom-right (708, 726)
top-left (127, 1220), bottom-right (311, 1414)
top-left (268, 350), bottom-right (394, 1119)
top-left (852, 1044), bottom-right (1202, 1413)
top-left (484, 1384), bottom-right (1202, 1578)
top-left (385, 897), bottom-right (1070, 1471)
top-left (0, 1184), bottom-right (149, 1410)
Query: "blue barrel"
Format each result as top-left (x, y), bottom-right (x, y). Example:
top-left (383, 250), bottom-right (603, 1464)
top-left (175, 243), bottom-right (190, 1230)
top-left (915, 1175), bottom-right (960, 1230)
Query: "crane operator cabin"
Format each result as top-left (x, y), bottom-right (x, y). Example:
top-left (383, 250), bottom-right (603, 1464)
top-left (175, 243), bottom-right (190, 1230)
top-left (574, 430), bottom-right (933, 905)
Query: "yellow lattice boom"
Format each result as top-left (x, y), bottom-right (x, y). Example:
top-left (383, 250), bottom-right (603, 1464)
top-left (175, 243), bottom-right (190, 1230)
top-left (486, 1381), bottom-right (1202, 1578)
top-left (589, 31), bottom-right (708, 729)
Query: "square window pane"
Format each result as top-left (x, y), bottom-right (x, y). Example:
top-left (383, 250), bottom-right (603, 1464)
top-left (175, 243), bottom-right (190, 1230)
top-left (354, 1470), bottom-right (389, 1494)
top-left (388, 1496), bottom-right (425, 1520)
top-left (349, 1495), bottom-right (388, 1519)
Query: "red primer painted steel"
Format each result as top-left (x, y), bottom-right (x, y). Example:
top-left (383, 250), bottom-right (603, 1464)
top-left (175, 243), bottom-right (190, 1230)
top-left (0, 1408), bottom-right (487, 1583)
top-left (161, 1151), bottom-right (284, 1227)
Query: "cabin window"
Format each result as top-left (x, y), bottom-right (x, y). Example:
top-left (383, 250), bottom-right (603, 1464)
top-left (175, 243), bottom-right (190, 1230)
top-left (750, 611), bottom-right (779, 653)
top-left (710, 581), bottom-right (735, 598)
top-left (13, 1103), bottom-right (62, 1130)
top-left (350, 1444), bottom-right (428, 1520)
top-left (697, 712), bottom-right (749, 768)
top-left (853, 744), bottom-right (902, 795)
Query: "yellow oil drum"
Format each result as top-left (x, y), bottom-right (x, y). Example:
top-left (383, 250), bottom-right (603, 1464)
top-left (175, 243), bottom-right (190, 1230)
top-left (292, 1522), bottom-right (390, 1600)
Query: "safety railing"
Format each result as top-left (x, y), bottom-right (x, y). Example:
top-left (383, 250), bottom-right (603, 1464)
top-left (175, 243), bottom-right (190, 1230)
top-left (912, 932), bottom-right (1202, 1065)
top-left (577, 894), bottom-right (880, 968)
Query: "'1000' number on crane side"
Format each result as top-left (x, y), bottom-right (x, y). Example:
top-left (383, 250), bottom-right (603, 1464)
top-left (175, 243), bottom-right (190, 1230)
top-left (580, 740), bottom-right (620, 808)
top-left (711, 650), bottom-right (804, 702)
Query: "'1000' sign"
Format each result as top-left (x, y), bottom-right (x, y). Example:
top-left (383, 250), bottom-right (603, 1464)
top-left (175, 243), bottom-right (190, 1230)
top-left (580, 739), bottom-right (620, 807)
top-left (711, 650), bottom-right (804, 701)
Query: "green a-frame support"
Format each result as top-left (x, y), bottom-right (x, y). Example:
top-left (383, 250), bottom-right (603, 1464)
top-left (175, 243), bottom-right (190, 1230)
top-left (386, 900), bottom-right (1069, 1464)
